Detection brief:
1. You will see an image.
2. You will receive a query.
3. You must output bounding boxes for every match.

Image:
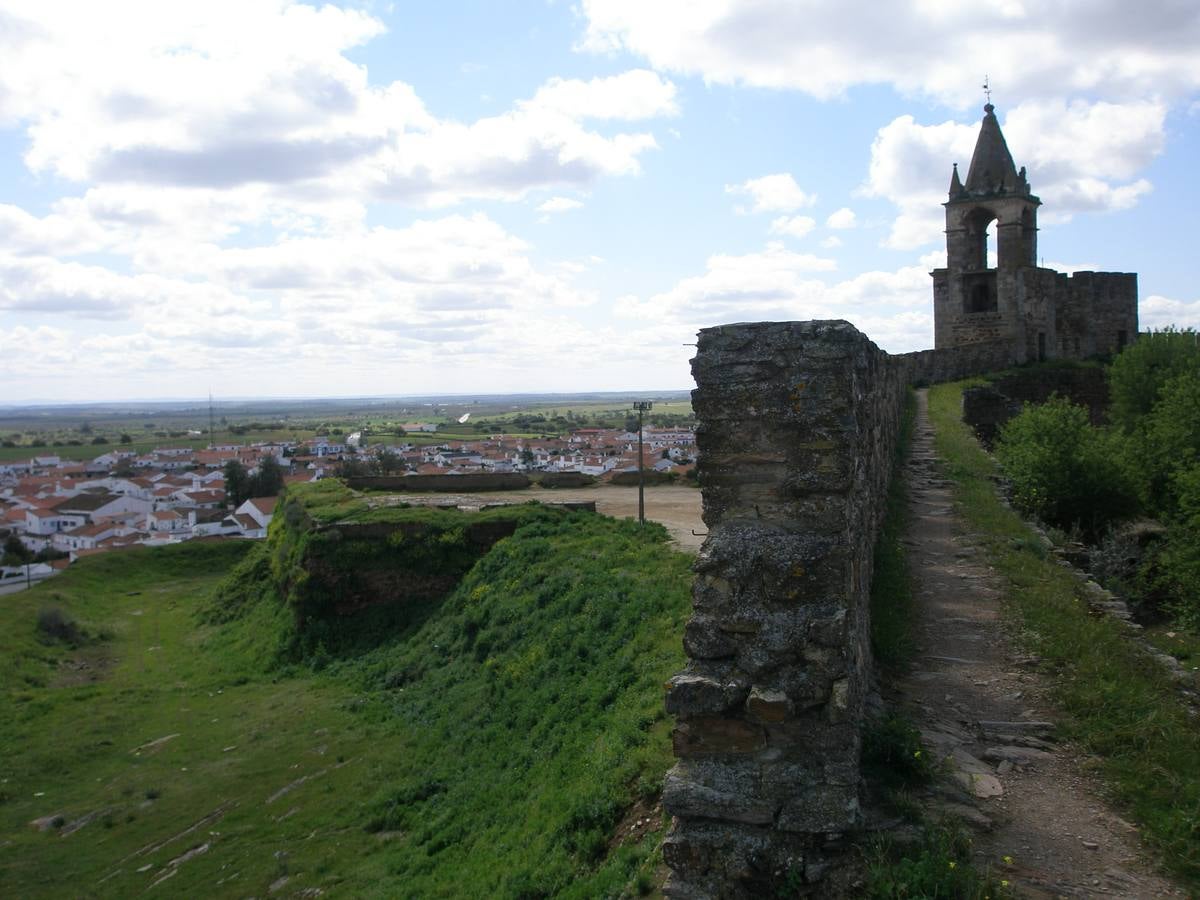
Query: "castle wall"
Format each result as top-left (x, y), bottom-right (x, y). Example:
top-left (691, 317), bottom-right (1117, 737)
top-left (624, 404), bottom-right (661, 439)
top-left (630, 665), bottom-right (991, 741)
top-left (664, 321), bottom-right (906, 897)
top-left (1065, 272), bottom-right (1138, 357)
top-left (898, 338), bottom-right (1016, 385)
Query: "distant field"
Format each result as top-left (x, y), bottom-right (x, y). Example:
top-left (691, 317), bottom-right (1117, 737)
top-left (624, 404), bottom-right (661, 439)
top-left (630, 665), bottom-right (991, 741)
top-left (0, 393), bottom-right (693, 458)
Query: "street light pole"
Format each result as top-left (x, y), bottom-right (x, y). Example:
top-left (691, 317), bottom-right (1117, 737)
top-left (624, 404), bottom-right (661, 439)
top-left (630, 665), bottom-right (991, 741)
top-left (633, 401), bottom-right (653, 526)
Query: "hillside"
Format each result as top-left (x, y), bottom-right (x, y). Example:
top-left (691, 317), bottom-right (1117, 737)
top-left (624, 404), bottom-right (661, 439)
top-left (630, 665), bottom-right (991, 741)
top-left (0, 499), bottom-right (692, 897)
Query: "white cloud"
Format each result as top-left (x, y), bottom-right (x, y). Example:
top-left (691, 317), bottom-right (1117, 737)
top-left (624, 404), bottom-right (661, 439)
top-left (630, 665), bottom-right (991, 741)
top-left (726, 173), bottom-right (816, 213)
top-left (0, 211), bottom-right (662, 395)
top-left (579, 0), bottom-right (1200, 106)
top-left (769, 215), bottom-right (816, 239)
top-left (1140, 294), bottom-right (1200, 330)
top-left (0, 4), bottom-right (675, 214)
top-left (613, 243), bottom-right (945, 351)
top-left (825, 207), bottom-right (857, 229)
top-left (537, 197), bottom-right (585, 213)
top-left (863, 100), bottom-right (1166, 248)
top-left (524, 69), bottom-right (678, 120)
top-left (820, 235), bottom-right (843, 249)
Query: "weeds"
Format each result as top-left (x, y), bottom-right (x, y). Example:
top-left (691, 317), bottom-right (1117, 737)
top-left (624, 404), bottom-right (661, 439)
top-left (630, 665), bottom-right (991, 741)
top-left (862, 712), bottom-right (935, 792)
top-left (865, 822), bottom-right (1010, 899)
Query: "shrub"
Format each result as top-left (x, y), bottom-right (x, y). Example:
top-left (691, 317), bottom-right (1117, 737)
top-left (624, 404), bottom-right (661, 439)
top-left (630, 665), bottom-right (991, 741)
top-left (995, 396), bottom-right (1138, 538)
top-left (36, 606), bottom-right (84, 644)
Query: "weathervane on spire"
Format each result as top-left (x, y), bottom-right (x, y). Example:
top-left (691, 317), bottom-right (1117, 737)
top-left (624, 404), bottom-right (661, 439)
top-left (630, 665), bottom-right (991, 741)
top-left (982, 75), bottom-right (992, 105)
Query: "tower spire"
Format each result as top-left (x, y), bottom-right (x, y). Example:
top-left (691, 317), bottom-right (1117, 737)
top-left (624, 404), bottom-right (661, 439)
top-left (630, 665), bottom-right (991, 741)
top-left (964, 101), bottom-right (1019, 195)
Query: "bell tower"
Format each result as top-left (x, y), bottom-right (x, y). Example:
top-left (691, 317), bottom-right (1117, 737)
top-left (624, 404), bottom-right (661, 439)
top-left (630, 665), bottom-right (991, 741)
top-left (932, 102), bottom-right (1042, 356)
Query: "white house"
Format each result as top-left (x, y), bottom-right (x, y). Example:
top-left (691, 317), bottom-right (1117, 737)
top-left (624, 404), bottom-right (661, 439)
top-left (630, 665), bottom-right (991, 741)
top-left (231, 496), bottom-right (278, 538)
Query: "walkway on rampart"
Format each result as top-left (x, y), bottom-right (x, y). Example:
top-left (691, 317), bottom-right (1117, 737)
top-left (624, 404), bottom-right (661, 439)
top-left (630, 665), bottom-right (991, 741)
top-left (892, 390), bottom-right (1184, 898)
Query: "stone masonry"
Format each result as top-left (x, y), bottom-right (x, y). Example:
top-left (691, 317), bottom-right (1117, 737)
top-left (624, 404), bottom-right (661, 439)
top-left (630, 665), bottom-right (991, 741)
top-left (663, 321), bottom-right (905, 897)
top-left (932, 103), bottom-right (1137, 363)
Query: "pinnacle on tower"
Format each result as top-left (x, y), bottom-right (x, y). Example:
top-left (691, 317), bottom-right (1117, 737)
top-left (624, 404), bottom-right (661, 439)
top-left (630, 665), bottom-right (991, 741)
top-left (963, 103), bottom-right (1020, 195)
top-left (949, 162), bottom-right (964, 198)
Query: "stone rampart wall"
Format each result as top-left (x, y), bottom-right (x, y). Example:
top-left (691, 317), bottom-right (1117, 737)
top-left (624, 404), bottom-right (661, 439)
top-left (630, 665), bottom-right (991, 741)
top-left (663, 321), bottom-right (906, 896)
top-left (663, 318), bottom-right (1090, 895)
top-left (898, 338), bottom-right (1016, 385)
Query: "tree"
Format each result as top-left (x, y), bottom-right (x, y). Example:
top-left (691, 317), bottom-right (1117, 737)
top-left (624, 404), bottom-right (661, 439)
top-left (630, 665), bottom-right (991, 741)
top-left (2, 533), bottom-right (33, 567)
top-left (335, 457), bottom-right (370, 478)
top-left (995, 396), bottom-right (1138, 538)
top-left (375, 449), bottom-right (403, 474)
top-left (250, 456), bottom-right (285, 498)
top-left (1109, 327), bottom-right (1200, 432)
top-left (91, 436), bottom-right (107, 445)
top-left (119, 433), bottom-right (132, 444)
top-left (1127, 369), bottom-right (1200, 514)
top-left (224, 460), bottom-right (249, 507)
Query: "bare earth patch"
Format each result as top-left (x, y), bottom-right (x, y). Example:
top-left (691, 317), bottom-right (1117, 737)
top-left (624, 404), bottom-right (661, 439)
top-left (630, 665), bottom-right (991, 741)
top-left (369, 483), bottom-right (705, 552)
top-left (893, 391), bottom-right (1186, 897)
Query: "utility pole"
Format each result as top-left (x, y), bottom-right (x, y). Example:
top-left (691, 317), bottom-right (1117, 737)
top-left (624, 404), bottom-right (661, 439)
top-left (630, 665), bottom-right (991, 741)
top-left (633, 401), bottom-right (653, 526)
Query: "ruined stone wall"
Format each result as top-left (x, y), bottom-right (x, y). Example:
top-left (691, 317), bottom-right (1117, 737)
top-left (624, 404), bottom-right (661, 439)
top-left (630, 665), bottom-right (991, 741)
top-left (962, 363), bottom-right (1111, 445)
top-left (898, 339), bottom-right (1016, 385)
top-left (662, 316), bottom-right (1119, 896)
top-left (663, 321), bottom-right (906, 897)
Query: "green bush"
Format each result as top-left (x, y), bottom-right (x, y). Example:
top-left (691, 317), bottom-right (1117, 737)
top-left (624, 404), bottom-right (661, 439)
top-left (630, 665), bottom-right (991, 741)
top-left (995, 396), bottom-right (1138, 538)
top-left (1155, 466), bottom-right (1200, 630)
top-left (35, 606), bottom-right (84, 644)
top-left (1109, 328), bottom-right (1200, 432)
top-left (1126, 369), bottom-right (1200, 513)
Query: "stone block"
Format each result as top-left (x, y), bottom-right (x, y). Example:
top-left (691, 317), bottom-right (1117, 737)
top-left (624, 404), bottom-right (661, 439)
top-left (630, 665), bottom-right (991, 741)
top-left (666, 672), bottom-right (750, 717)
top-left (673, 718), bottom-right (766, 757)
top-left (776, 784), bottom-right (861, 834)
top-left (684, 616), bottom-right (738, 659)
top-left (663, 769), bottom-right (776, 825)
top-left (745, 687), bottom-right (792, 723)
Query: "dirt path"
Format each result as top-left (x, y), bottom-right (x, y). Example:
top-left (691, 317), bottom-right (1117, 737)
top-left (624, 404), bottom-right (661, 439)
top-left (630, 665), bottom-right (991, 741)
top-left (368, 483), bottom-right (705, 552)
top-left (893, 390), bottom-right (1185, 898)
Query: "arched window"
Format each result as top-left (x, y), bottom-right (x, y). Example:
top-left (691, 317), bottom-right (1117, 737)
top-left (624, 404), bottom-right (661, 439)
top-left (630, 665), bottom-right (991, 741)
top-left (965, 208), bottom-right (997, 270)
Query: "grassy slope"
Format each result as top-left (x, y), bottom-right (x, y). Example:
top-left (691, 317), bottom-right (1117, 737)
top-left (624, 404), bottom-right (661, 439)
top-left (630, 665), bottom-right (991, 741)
top-left (0, 515), bottom-right (691, 898)
top-left (929, 382), bottom-right (1200, 887)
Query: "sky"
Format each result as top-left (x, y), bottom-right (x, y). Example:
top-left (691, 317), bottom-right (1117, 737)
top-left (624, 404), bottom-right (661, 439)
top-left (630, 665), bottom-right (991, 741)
top-left (1, 1), bottom-right (1199, 402)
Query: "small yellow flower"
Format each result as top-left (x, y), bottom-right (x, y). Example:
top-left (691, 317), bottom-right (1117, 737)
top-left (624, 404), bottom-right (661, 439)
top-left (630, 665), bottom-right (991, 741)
top-left (914, 750), bottom-right (922, 758)
top-left (1001, 880), bottom-right (1010, 888)
top-left (1002, 855), bottom-right (1013, 865)
top-left (948, 861), bottom-right (956, 870)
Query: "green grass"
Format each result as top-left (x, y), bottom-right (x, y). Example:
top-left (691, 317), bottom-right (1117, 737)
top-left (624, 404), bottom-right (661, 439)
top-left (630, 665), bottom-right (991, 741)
top-left (0, 514), bottom-right (691, 897)
top-left (870, 390), bottom-right (917, 669)
top-left (865, 821), bottom-right (1011, 899)
top-left (929, 381), bottom-right (1200, 887)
